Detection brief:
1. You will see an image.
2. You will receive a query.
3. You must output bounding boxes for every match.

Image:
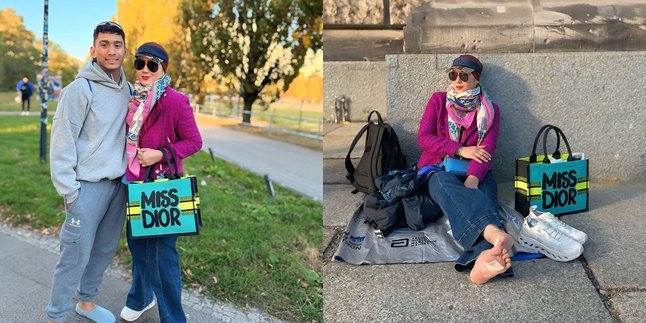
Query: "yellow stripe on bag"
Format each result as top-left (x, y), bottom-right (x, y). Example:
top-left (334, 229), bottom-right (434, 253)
top-left (521, 180), bottom-right (589, 197)
top-left (127, 205), bottom-right (142, 216)
top-left (514, 180), bottom-right (528, 190)
top-left (126, 196), bottom-right (200, 217)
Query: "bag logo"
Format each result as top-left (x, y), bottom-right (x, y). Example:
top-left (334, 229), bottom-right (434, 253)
top-left (141, 188), bottom-right (182, 228)
top-left (542, 170), bottom-right (577, 209)
top-left (342, 232), bottom-right (365, 250)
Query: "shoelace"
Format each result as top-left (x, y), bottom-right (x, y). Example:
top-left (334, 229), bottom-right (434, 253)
top-left (539, 221), bottom-right (563, 241)
top-left (540, 212), bottom-right (571, 231)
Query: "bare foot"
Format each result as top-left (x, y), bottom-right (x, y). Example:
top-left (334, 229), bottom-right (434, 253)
top-left (483, 225), bottom-right (514, 251)
top-left (78, 301), bottom-right (97, 313)
top-left (469, 239), bottom-right (512, 284)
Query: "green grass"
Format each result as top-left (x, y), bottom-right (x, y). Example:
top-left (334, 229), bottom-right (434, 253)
top-left (0, 91), bottom-right (58, 112)
top-left (0, 113), bottom-right (323, 322)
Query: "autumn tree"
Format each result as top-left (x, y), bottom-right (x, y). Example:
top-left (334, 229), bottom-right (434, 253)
top-left (0, 8), bottom-right (39, 90)
top-left (180, 0), bottom-right (323, 123)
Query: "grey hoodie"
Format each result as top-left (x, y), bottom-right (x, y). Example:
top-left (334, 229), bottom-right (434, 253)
top-left (50, 61), bottom-right (131, 204)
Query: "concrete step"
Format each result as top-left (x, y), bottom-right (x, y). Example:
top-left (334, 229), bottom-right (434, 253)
top-left (323, 123), bottom-right (367, 159)
top-left (324, 184), bottom-right (363, 227)
top-left (324, 259), bottom-right (610, 322)
top-left (322, 180), bottom-right (646, 322)
top-left (324, 158), bottom-right (357, 184)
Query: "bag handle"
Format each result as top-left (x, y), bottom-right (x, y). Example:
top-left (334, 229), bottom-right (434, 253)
top-left (367, 110), bottom-right (384, 126)
top-left (542, 126), bottom-right (574, 163)
top-left (529, 124), bottom-right (561, 163)
top-left (143, 146), bottom-right (180, 182)
top-left (161, 145), bottom-right (180, 177)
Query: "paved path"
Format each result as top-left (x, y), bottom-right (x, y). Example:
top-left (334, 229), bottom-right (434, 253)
top-left (0, 224), bottom-right (283, 323)
top-left (197, 120), bottom-right (323, 202)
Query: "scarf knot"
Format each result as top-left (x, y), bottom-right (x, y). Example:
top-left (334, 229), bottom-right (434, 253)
top-left (445, 85), bottom-right (494, 145)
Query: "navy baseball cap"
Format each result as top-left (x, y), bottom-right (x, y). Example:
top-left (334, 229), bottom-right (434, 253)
top-left (450, 55), bottom-right (483, 73)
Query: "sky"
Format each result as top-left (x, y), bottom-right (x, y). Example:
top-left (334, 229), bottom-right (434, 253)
top-left (1, 0), bottom-right (118, 61)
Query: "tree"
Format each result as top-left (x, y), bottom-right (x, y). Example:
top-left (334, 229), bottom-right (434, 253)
top-left (117, 0), bottom-right (184, 83)
top-left (0, 8), bottom-right (39, 90)
top-left (180, 0), bottom-right (323, 123)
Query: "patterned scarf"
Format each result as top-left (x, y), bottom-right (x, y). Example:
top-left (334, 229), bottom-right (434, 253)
top-left (125, 74), bottom-right (171, 176)
top-left (446, 84), bottom-right (494, 145)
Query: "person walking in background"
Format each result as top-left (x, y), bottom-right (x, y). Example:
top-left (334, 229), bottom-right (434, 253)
top-left (418, 54), bottom-right (511, 285)
top-left (119, 42), bottom-right (202, 323)
top-left (16, 75), bottom-right (34, 115)
top-left (47, 21), bottom-right (131, 323)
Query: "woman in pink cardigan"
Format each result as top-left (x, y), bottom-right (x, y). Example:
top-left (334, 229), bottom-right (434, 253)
top-left (418, 55), bottom-right (512, 284)
top-left (120, 42), bottom-right (202, 322)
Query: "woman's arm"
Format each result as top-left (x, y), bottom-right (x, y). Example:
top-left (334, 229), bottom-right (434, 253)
top-left (168, 95), bottom-right (203, 159)
top-left (417, 92), bottom-right (461, 157)
top-left (465, 104), bottom-right (500, 181)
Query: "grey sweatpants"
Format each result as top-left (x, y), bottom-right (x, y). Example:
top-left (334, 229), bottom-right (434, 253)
top-left (46, 179), bottom-right (126, 322)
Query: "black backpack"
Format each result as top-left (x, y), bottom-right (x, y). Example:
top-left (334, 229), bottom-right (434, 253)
top-left (345, 110), bottom-right (407, 194)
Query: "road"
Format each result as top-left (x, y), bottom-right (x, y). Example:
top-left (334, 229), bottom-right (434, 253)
top-left (197, 122), bottom-right (323, 202)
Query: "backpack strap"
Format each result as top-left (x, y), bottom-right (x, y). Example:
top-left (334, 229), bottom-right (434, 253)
top-left (86, 79), bottom-right (93, 93)
top-left (346, 110), bottom-right (386, 182)
top-left (369, 124), bottom-right (386, 185)
top-left (345, 123), bottom-right (370, 183)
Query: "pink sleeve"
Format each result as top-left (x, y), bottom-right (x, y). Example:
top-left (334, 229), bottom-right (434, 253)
top-left (167, 95), bottom-right (203, 160)
top-left (417, 92), bottom-right (461, 156)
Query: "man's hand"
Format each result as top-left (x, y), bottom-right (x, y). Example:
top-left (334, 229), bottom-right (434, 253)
top-left (464, 175), bottom-right (480, 189)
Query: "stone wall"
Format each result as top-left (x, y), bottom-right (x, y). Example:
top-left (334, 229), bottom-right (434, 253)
top-left (323, 1), bottom-right (646, 61)
top-left (323, 62), bottom-right (388, 122)
top-left (386, 52), bottom-right (646, 182)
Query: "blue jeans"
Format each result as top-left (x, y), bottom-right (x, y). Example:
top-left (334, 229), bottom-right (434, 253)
top-left (126, 234), bottom-right (186, 323)
top-left (427, 171), bottom-right (512, 276)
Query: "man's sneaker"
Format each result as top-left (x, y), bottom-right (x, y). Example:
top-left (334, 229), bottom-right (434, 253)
top-left (120, 299), bottom-right (156, 322)
top-left (518, 216), bottom-right (583, 262)
top-left (528, 205), bottom-right (588, 244)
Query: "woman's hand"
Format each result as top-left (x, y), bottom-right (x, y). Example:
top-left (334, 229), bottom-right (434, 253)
top-left (136, 148), bottom-right (163, 167)
top-left (464, 175), bottom-right (480, 189)
top-left (458, 145), bottom-right (491, 163)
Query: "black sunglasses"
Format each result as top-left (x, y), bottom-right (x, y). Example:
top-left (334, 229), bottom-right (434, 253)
top-left (134, 59), bottom-right (160, 73)
top-left (448, 70), bottom-right (471, 82)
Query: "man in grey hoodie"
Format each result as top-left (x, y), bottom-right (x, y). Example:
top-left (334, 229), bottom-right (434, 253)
top-left (47, 21), bottom-right (131, 323)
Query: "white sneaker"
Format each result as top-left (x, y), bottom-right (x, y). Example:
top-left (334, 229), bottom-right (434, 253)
top-left (528, 205), bottom-right (587, 244)
top-left (519, 216), bottom-right (583, 262)
top-left (120, 299), bottom-right (156, 322)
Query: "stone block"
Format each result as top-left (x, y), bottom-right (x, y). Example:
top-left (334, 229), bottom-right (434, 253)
top-left (386, 52), bottom-right (646, 181)
top-left (324, 61), bottom-right (388, 122)
top-left (323, 0), bottom-right (384, 25)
